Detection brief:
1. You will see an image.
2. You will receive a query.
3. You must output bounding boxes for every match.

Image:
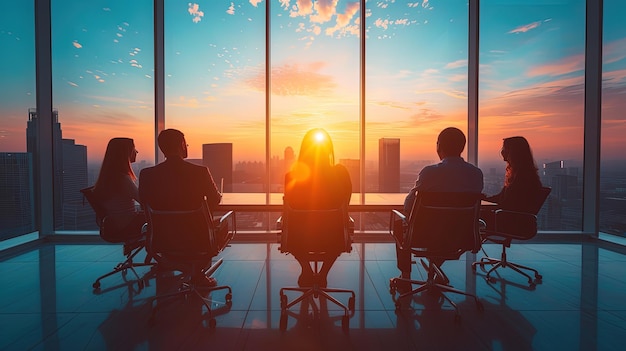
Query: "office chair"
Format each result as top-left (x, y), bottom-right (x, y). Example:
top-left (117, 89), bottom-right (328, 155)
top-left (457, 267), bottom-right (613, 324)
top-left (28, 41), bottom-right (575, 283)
top-left (80, 186), bottom-right (154, 290)
top-left (389, 192), bottom-right (484, 322)
top-left (472, 187), bottom-right (551, 285)
top-left (277, 201), bottom-right (356, 332)
top-left (145, 201), bottom-right (235, 328)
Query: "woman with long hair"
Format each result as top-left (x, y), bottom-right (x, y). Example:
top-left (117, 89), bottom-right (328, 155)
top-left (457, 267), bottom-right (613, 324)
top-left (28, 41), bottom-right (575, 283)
top-left (482, 136), bottom-right (543, 228)
top-left (93, 137), bottom-right (145, 243)
top-left (284, 128), bottom-right (352, 287)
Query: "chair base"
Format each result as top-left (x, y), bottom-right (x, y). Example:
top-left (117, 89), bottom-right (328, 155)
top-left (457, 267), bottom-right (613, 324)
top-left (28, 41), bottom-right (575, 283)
top-left (390, 260), bottom-right (483, 322)
top-left (148, 258), bottom-right (232, 328)
top-left (279, 280), bottom-right (355, 333)
top-left (472, 249), bottom-right (542, 285)
top-left (92, 243), bottom-right (155, 290)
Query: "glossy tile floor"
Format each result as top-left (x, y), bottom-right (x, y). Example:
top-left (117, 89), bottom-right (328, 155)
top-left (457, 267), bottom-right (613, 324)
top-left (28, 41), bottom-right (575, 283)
top-left (1, 239), bottom-right (626, 350)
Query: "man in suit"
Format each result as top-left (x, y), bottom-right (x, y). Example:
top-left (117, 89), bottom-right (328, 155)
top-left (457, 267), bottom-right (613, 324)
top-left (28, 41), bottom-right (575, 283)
top-left (139, 129), bottom-right (223, 286)
top-left (395, 127), bottom-right (484, 279)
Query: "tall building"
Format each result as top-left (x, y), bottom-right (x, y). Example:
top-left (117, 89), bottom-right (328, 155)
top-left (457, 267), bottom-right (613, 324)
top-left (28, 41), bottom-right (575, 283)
top-left (338, 158), bottom-right (360, 193)
top-left (26, 109), bottom-right (92, 230)
top-left (27, 108), bottom-right (63, 229)
top-left (61, 139), bottom-right (91, 230)
top-left (284, 146), bottom-right (295, 174)
top-left (0, 153), bottom-right (35, 240)
top-left (378, 138), bottom-right (400, 193)
top-left (203, 143), bottom-right (233, 193)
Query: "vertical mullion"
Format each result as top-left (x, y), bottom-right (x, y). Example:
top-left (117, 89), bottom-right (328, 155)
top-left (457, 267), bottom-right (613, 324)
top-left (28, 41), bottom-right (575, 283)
top-left (467, 0), bottom-right (479, 166)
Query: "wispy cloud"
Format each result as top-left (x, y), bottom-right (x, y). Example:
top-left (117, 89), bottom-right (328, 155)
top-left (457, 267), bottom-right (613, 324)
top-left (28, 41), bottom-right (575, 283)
top-left (72, 41), bottom-right (82, 49)
top-left (249, 0), bottom-right (263, 7)
top-left (445, 59), bottom-right (467, 70)
top-left (246, 62), bottom-right (336, 96)
top-left (508, 21), bottom-right (541, 34)
top-left (414, 88), bottom-right (467, 100)
top-left (188, 3), bottom-right (204, 23)
top-left (226, 2), bottom-right (235, 15)
top-left (527, 53), bottom-right (585, 77)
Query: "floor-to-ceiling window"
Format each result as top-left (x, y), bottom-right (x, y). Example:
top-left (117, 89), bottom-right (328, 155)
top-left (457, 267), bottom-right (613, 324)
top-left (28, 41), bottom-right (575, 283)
top-left (51, 0), bottom-right (155, 232)
top-left (478, 0), bottom-right (586, 231)
top-left (601, 0), bottom-right (626, 238)
top-left (0, 0), bottom-right (37, 243)
top-left (5, 1), bottom-right (622, 242)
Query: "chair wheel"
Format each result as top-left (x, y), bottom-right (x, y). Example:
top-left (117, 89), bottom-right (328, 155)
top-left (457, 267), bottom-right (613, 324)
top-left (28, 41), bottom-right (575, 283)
top-left (389, 278), bottom-right (396, 289)
top-left (225, 293), bottom-right (232, 303)
top-left (341, 315), bottom-right (349, 333)
top-left (348, 297), bottom-right (355, 311)
top-left (92, 281), bottom-right (100, 289)
top-left (536, 274), bottom-right (543, 280)
top-left (279, 313), bottom-right (288, 331)
top-left (209, 318), bottom-right (217, 329)
top-left (487, 276), bottom-right (496, 284)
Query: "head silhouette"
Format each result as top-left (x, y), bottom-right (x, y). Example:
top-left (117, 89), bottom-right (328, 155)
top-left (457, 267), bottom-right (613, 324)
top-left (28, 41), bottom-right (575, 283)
top-left (158, 129), bottom-right (187, 159)
top-left (436, 127), bottom-right (466, 159)
top-left (501, 136), bottom-right (538, 186)
top-left (95, 137), bottom-right (137, 191)
top-left (297, 128), bottom-right (335, 170)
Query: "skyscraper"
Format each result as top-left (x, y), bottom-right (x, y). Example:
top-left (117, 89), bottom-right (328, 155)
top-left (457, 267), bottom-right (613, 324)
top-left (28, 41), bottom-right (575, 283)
top-left (0, 153), bottom-right (35, 240)
top-left (378, 138), bottom-right (400, 193)
top-left (26, 108), bottom-right (92, 230)
top-left (203, 143), bottom-right (233, 193)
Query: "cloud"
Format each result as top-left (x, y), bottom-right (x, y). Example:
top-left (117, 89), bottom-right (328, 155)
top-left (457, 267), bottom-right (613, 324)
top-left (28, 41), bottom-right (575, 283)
top-left (72, 41), bottom-right (82, 49)
top-left (414, 89), bottom-right (467, 100)
top-left (374, 18), bottom-right (389, 30)
top-left (188, 3), bottom-right (204, 23)
top-left (67, 81), bottom-right (78, 87)
top-left (226, 2), bottom-right (235, 15)
top-left (527, 53), bottom-right (585, 77)
top-left (508, 21), bottom-right (541, 34)
top-left (310, 0), bottom-right (336, 23)
top-left (290, 0), bottom-right (314, 18)
top-left (445, 59), bottom-right (467, 70)
top-left (249, 0), bottom-right (263, 6)
top-left (245, 62), bottom-right (336, 96)
top-left (603, 37), bottom-right (626, 65)
top-left (325, 2), bottom-right (360, 37)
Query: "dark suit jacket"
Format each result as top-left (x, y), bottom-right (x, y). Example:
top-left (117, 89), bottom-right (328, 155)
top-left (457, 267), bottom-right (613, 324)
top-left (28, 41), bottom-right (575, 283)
top-left (139, 157), bottom-right (222, 212)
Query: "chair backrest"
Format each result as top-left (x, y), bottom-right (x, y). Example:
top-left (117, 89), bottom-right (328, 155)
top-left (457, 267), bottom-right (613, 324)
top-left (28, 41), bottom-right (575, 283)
top-left (493, 186), bottom-right (551, 239)
top-left (405, 192), bottom-right (482, 259)
top-left (529, 186), bottom-right (552, 215)
top-left (80, 186), bottom-right (106, 227)
top-left (280, 201), bottom-right (351, 255)
top-left (145, 201), bottom-right (218, 258)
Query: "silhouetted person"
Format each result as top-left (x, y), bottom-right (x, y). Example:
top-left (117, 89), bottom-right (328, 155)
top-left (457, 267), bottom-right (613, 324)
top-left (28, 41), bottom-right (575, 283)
top-left (481, 136), bottom-right (543, 229)
top-left (139, 129), bottom-right (222, 286)
top-left (93, 137), bottom-right (145, 251)
top-left (395, 127), bottom-right (483, 278)
top-left (284, 128), bottom-right (352, 288)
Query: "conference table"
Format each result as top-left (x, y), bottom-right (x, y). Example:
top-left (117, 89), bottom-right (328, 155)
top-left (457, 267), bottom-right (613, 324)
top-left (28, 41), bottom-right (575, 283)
top-left (219, 193), bottom-right (496, 212)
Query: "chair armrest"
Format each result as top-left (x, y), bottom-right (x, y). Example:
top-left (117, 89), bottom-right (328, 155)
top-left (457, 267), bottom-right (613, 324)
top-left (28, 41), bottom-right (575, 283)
top-left (276, 216), bottom-right (283, 230)
top-left (218, 210), bottom-right (236, 236)
top-left (389, 209), bottom-right (408, 249)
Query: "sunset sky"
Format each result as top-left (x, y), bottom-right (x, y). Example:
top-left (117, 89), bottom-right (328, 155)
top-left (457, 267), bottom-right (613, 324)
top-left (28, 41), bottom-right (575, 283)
top-left (1, 0), bottom-right (625, 166)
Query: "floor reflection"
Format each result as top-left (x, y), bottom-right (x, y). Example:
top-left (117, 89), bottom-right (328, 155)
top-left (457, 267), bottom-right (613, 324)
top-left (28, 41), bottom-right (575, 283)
top-left (0, 241), bottom-right (625, 350)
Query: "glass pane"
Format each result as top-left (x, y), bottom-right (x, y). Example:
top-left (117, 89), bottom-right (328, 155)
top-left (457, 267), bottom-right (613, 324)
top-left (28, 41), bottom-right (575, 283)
top-left (366, 0), bottom-right (469, 199)
top-left (165, 1), bottom-right (266, 199)
top-left (52, 0), bottom-right (154, 231)
top-left (601, 0), bottom-right (626, 238)
top-left (478, 0), bottom-right (586, 231)
top-left (270, 0), bottom-right (360, 197)
top-left (0, 1), bottom-right (36, 241)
